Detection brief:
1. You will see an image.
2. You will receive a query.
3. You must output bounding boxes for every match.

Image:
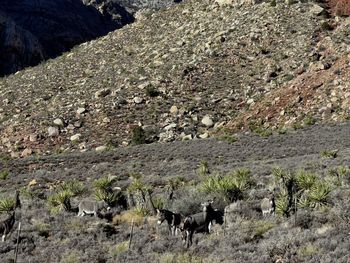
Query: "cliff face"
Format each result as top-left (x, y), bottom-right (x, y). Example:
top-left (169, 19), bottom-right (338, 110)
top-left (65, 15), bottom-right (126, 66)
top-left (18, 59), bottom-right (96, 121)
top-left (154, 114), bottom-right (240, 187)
top-left (0, 0), bottom-right (133, 76)
top-left (0, 12), bottom-right (44, 76)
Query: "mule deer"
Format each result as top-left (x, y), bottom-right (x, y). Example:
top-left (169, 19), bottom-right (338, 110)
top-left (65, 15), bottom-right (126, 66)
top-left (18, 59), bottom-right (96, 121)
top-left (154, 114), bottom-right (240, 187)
top-left (77, 200), bottom-right (110, 217)
top-left (0, 211), bottom-right (15, 242)
top-left (156, 209), bottom-right (182, 236)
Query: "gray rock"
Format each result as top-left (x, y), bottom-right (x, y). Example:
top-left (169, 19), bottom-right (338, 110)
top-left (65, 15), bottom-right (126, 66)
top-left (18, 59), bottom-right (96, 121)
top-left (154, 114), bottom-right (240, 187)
top-left (53, 118), bottom-right (64, 127)
top-left (133, 97), bottom-right (143, 104)
top-left (70, 133), bottom-right (82, 142)
top-left (77, 107), bottom-right (87, 115)
top-left (201, 115), bottom-right (214, 127)
top-left (48, 126), bottom-right (59, 137)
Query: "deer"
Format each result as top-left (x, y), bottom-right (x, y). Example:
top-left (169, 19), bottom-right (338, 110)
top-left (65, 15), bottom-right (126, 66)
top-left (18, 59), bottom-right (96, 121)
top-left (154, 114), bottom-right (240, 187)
top-left (77, 200), bottom-right (110, 217)
top-left (156, 209), bottom-right (183, 236)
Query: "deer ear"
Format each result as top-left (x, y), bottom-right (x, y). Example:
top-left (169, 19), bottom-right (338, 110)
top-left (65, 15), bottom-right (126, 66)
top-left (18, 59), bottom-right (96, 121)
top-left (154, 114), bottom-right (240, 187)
top-left (156, 209), bottom-right (160, 213)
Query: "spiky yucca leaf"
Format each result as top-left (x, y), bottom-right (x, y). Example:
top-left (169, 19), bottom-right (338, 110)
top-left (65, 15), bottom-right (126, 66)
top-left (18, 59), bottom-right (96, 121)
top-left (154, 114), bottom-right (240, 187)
top-left (308, 181), bottom-right (332, 208)
top-left (197, 160), bottom-right (209, 177)
top-left (48, 190), bottom-right (73, 208)
top-left (94, 189), bottom-right (121, 206)
top-left (275, 191), bottom-right (289, 216)
top-left (0, 198), bottom-right (15, 213)
top-left (60, 180), bottom-right (86, 197)
top-left (295, 170), bottom-right (317, 190)
top-left (93, 176), bottom-right (117, 192)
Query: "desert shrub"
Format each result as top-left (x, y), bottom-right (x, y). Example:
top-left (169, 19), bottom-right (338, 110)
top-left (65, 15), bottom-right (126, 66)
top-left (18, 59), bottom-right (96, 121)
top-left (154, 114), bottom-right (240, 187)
top-left (307, 181), bottom-right (333, 208)
top-left (321, 149), bottom-right (338, 158)
top-left (298, 244), bottom-right (319, 258)
top-left (152, 196), bottom-right (165, 210)
top-left (60, 180), bottom-right (86, 197)
top-left (109, 241), bottom-right (129, 258)
top-left (217, 133), bottom-right (237, 144)
top-left (197, 160), bottom-right (210, 177)
top-left (113, 210), bottom-right (144, 226)
top-left (145, 85), bottom-right (160, 97)
top-left (328, 166), bottom-right (350, 186)
top-left (60, 250), bottom-right (82, 263)
top-left (34, 221), bottom-right (51, 238)
top-left (171, 188), bottom-right (207, 215)
top-left (201, 168), bottom-right (254, 202)
top-left (295, 170), bottom-right (317, 191)
top-left (327, 0), bottom-right (350, 16)
top-left (0, 197), bottom-right (15, 213)
top-left (157, 252), bottom-right (208, 263)
top-left (93, 176), bottom-right (122, 206)
top-left (20, 186), bottom-right (42, 199)
top-left (275, 190), bottom-right (290, 216)
top-left (47, 190), bottom-right (73, 213)
top-left (0, 170), bottom-right (8, 180)
top-left (131, 126), bottom-right (146, 145)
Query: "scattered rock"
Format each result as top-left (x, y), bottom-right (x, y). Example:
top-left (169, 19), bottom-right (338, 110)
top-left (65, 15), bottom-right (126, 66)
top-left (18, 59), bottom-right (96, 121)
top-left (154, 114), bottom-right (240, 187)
top-left (164, 123), bottom-right (177, 131)
top-left (53, 118), bottom-right (64, 126)
top-left (70, 133), bottom-right (82, 142)
top-left (133, 97), bottom-right (144, 104)
top-left (199, 132), bottom-right (209, 139)
top-left (95, 88), bottom-right (111, 98)
top-left (21, 148), bottom-right (33, 157)
top-left (201, 115), bottom-right (214, 127)
top-left (77, 107), bottom-right (87, 115)
top-left (29, 134), bottom-right (38, 142)
top-left (28, 179), bottom-right (37, 187)
top-left (309, 4), bottom-right (324, 16)
top-left (170, 105), bottom-right (178, 115)
top-left (48, 126), bottom-right (59, 137)
top-left (95, 145), bottom-right (108, 152)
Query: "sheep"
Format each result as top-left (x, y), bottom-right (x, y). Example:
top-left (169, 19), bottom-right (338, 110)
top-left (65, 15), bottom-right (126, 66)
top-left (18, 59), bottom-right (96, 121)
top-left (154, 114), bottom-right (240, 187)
top-left (0, 211), bottom-right (15, 242)
top-left (156, 209), bottom-right (182, 236)
top-left (181, 200), bottom-right (216, 248)
top-left (77, 200), bottom-right (110, 217)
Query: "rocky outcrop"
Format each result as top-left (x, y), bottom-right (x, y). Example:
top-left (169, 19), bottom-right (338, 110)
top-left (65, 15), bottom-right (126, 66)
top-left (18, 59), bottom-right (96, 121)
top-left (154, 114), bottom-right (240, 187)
top-left (0, 12), bottom-right (44, 76)
top-left (84, 0), bottom-right (182, 15)
top-left (0, 0), bottom-right (133, 76)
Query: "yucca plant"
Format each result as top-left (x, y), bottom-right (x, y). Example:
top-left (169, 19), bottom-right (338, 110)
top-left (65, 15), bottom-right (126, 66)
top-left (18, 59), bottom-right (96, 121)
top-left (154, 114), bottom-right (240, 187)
top-left (60, 180), bottom-right (86, 197)
top-left (0, 198), bottom-right (15, 213)
top-left (275, 191), bottom-right (289, 216)
top-left (197, 160), bottom-right (209, 177)
top-left (93, 176), bottom-right (117, 192)
top-left (295, 170), bottom-right (317, 191)
top-left (308, 181), bottom-right (332, 208)
top-left (94, 189), bottom-right (121, 206)
top-left (47, 190), bottom-right (73, 212)
top-left (297, 194), bottom-right (311, 209)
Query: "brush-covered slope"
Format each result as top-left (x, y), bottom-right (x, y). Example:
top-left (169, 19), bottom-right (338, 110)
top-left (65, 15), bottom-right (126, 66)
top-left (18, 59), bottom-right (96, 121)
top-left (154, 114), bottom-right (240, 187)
top-left (0, 0), bottom-right (349, 157)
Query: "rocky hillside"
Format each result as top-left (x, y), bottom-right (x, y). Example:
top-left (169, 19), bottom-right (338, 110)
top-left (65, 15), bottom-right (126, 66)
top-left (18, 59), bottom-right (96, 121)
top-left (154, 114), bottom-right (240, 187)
top-left (0, 12), bottom-right (44, 76)
top-left (0, 0), bottom-right (349, 158)
top-left (0, 0), bottom-right (133, 76)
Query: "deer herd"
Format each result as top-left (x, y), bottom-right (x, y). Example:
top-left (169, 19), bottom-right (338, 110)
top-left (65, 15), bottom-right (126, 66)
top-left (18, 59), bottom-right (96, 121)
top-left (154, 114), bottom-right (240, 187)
top-left (1, 190), bottom-right (276, 248)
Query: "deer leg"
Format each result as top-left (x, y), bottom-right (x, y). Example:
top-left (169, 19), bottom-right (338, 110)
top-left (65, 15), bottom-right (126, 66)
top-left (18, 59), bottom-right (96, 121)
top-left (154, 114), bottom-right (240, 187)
top-left (2, 234), bottom-right (5, 242)
top-left (187, 230), bottom-right (193, 248)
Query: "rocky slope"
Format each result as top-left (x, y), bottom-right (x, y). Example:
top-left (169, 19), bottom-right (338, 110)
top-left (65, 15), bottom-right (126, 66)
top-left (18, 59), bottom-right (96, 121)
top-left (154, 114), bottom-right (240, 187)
top-left (0, 12), bottom-right (45, 76)
top-left (0, 0), bottom-right (133, 76)
top-left (0, 0), bottom-right (349, 158)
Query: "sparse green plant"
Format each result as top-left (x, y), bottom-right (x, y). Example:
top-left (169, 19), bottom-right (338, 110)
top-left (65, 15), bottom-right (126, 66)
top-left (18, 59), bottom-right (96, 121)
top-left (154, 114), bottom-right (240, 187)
top-left (321, 149), bottom-right (338, 159)
top-left (303, 116), bottom-right (317, 126)
top-left (197, 160), bottom-right (209, 177)
top-left (153, 196), bottom-right (165, 210)
top-left (60, 180), bottom-right (86, 197)
top-left (298, 244), bottom-right (319, 257)
top-left (109, 241), bottom-right (129, 257)
top-left (34, 221), bottom-right (51, 238)
top-left (145, 84), bottom-right (160, 97)
top-left (94, 189), bottom-right (121, 206)
top-left (48, 190), bottom-right (73, 212)
top-left (217, 134), bottom-right (237, 144)
top-left (133, 205), bottom-right (149, 217)
top-left (295, 170), bottom-right (317, 191)
top-left (0, 198), bottom-right (15, 213)
top-left (292, 122), bottom-right (304, 130)
top-left (201, 168), bottom-right (254, 202)
top-left (60, 250), bottom-right (81, 263)
top-left (328, 166), bottom-right (350, 186)
top-left (308, 181), bottom-right (332, 208)
top-left (0, 170), bottom-right (8, 180)
top-left (275, 190), bottom-right (290, 216)
top-left (20, 186), bottom-right (41, 200)
top-left (131, 126), bottom-right (146, 145)
top-left (93, 176), bottom-right (117, 192)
